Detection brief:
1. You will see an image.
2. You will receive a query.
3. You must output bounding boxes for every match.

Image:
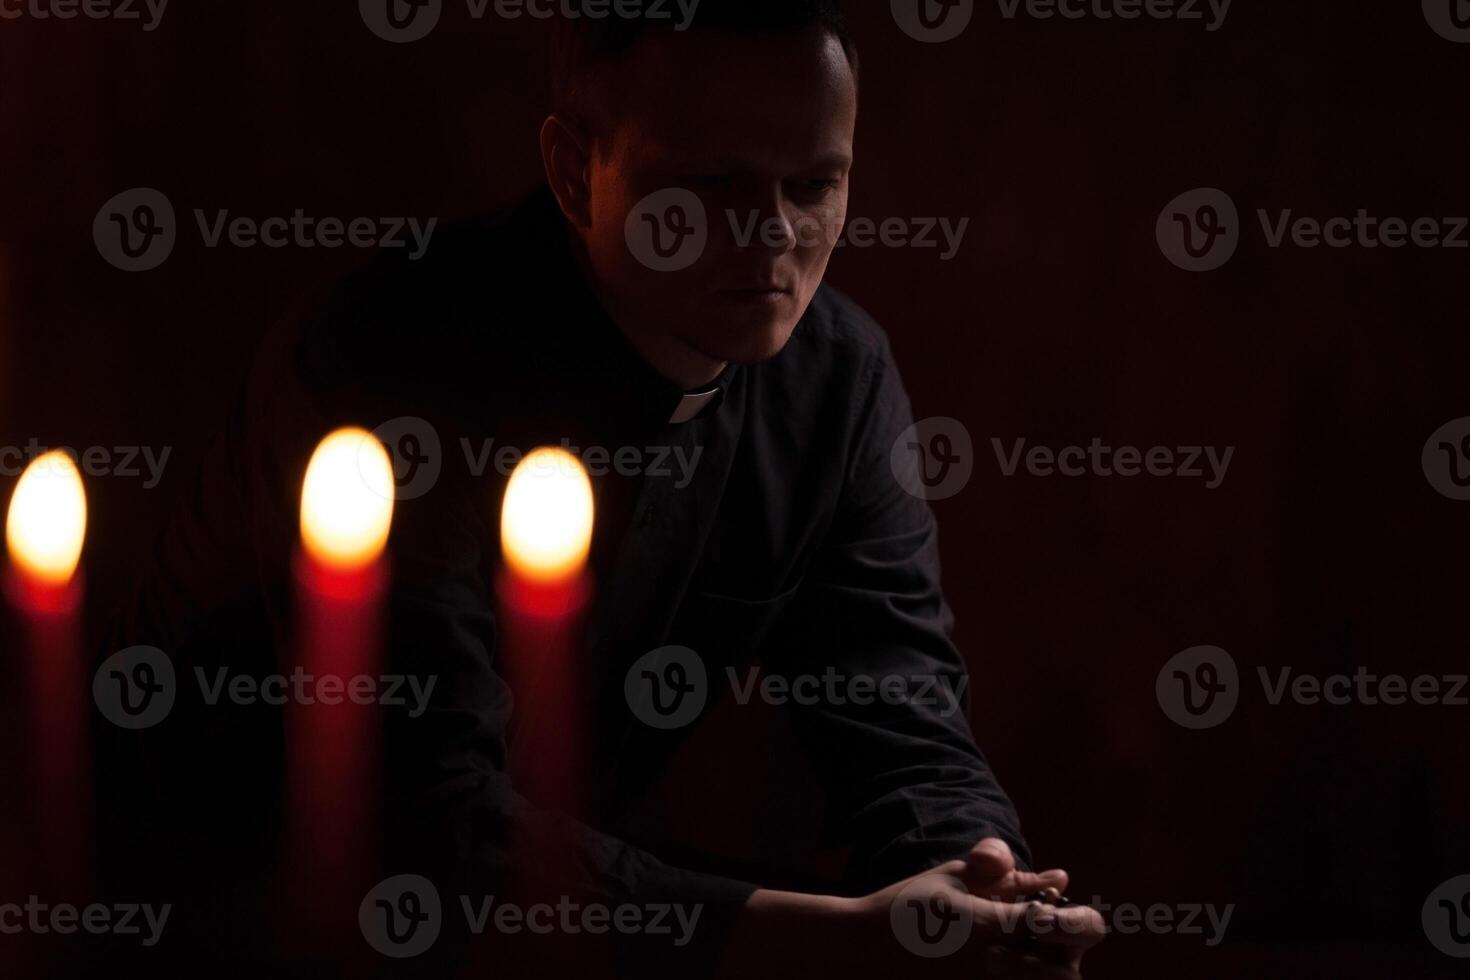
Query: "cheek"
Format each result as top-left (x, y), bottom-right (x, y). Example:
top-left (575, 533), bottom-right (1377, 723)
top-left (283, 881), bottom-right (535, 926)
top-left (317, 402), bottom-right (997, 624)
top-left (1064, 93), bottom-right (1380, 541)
top-left (797, 199), bottom-right (847, 255)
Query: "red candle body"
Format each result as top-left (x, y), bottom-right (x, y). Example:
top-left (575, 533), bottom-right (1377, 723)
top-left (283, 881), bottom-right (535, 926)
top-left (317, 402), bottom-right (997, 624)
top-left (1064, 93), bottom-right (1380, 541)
top-left (288, 550), bottom-right (386, 932)
top-left (7, 565), bottom-right (87, 896)
top-left (496, 568), bottom-right (590, 817)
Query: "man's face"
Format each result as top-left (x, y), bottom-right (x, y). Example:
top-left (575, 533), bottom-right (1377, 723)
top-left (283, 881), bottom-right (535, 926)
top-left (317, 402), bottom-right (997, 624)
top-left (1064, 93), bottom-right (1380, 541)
top-left (582, 26), bottom-right (857, 368)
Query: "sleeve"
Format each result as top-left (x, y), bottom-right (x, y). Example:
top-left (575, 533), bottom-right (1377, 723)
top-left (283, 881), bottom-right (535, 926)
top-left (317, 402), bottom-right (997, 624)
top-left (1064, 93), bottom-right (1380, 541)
top-left (764, 331), bottom-right (1031, 893)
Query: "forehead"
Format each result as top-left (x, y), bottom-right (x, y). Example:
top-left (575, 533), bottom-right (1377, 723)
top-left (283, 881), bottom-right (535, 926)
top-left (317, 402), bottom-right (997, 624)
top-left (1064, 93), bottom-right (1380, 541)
top-left (606, 27), bottom-right (857, 170)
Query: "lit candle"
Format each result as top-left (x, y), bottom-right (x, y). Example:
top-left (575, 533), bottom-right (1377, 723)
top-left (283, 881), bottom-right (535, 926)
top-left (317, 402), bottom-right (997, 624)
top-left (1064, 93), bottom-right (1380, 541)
top-left (289, 427), bottom-right (395, 931)
top-left (497, 447), bottom-right (595, 815)
top-left (5, 451), bottom-right (88, 893)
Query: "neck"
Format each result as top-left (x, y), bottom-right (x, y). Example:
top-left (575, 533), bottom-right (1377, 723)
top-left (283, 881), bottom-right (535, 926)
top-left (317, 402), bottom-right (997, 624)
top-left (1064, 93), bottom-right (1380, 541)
top-left (566, 227), bottom-right (727, 391)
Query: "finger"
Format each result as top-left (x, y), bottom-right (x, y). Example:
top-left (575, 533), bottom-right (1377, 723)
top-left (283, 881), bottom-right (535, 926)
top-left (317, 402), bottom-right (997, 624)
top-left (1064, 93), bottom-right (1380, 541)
top-left (1026, 904), bottom-right (1107, 950)
top-left (964, 840), bottom-right (1069, 899)
top-left (966, 838), bottom-right (1016, 882)
top-left (987, 868), bottom-right (1069, 901)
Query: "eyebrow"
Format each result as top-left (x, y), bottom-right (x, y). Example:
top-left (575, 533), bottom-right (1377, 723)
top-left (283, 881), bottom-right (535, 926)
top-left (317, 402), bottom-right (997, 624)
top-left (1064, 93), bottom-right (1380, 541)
top-left (806, 153), bottom-right (854, 171)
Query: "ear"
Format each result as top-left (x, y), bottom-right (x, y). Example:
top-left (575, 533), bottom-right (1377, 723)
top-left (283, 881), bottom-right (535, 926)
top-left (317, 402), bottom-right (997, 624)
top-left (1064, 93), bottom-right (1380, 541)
top-left (539, 114), bottom-right (593, 229)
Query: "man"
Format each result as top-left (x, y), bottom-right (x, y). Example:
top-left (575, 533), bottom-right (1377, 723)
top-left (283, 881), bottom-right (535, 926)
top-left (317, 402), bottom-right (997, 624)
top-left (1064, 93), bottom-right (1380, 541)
top-left (107, 2), bottom-right (1103, 977)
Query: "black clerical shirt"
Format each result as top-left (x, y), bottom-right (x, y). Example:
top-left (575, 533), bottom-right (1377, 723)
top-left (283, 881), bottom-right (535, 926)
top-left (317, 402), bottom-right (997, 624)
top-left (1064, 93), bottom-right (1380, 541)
top-left (109, 187), bottom-right (1028, 977)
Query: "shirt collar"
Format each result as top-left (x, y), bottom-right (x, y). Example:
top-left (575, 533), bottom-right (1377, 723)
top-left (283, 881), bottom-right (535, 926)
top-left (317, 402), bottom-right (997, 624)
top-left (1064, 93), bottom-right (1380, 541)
top-left (526, 187), bottom-right (739, 428)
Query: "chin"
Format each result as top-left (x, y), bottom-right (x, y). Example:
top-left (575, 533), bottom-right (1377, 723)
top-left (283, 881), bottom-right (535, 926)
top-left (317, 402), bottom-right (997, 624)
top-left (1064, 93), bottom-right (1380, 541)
top-left (695, 309), bottom-right (803, 366)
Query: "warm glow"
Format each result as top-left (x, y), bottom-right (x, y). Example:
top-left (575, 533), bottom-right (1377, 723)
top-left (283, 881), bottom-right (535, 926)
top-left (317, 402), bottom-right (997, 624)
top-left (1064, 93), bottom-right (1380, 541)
top-left (6, 451), bottom-right (87, 587)
top-left (300, 428), bottom-right (395, 571)
top-left (500, 447), bottom-right (594, 585)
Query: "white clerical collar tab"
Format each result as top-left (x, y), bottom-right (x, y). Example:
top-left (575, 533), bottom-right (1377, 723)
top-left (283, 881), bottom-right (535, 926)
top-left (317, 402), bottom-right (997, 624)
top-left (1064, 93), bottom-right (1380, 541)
top-left (669, 388), bottom-right (720, 425)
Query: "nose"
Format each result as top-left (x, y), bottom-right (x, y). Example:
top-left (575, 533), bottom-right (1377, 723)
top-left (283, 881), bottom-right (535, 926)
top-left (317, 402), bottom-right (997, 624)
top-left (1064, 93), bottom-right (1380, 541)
top-left (737, 186), bottom-right (798, 256)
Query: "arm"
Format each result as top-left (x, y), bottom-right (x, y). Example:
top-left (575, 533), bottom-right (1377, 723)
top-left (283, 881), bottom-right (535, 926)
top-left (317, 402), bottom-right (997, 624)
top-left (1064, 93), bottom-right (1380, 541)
top-left (765, 334), bottom-right (1031, 891)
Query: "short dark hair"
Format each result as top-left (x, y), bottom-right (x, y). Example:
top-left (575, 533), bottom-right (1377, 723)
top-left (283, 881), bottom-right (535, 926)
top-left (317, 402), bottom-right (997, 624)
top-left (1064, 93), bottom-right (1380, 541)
top-left (550, 0), bottom-right (858, 143)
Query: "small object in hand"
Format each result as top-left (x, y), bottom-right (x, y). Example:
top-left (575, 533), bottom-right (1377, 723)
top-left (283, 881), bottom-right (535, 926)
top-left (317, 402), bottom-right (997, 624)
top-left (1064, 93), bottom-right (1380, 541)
top-left (1023, 888), bottom-right (1074, 908)
top-left (1017, 889), bottom-right (1079, 959)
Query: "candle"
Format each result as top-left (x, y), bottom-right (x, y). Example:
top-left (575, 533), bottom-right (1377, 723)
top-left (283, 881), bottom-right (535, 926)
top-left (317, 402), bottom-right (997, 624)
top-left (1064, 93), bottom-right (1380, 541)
top-left (288, 427), bottom-right (395, 936)
top-left (5, 451), bottom-right (88, 894)
top-left (497, 447), bottom-right (595, 816)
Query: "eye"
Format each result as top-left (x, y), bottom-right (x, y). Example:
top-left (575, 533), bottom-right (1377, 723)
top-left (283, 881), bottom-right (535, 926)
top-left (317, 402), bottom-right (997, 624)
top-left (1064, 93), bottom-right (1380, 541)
top-left (793, 178), bottom-right (842, 198)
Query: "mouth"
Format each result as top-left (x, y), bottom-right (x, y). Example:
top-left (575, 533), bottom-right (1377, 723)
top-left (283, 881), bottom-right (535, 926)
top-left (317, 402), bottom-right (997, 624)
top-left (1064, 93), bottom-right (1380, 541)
top-left (718, 284), bottom-right (793, 305)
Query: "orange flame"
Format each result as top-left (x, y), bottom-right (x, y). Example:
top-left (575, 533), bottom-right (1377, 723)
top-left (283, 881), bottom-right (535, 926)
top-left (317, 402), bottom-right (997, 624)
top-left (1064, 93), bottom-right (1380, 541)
top-left (299, 428), bottom-right (395, 571)
top-left (6, 451), bottom-right (87, 588)
top-left (500, 447), bottom-right (594, 585)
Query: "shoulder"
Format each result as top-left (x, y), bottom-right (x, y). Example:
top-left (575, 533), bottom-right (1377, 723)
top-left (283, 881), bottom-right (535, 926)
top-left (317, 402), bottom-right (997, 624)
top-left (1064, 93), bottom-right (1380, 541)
top-left (792, 281), bottom-right (895, 367)
top-left (762, 281), bottom-right (900, 412)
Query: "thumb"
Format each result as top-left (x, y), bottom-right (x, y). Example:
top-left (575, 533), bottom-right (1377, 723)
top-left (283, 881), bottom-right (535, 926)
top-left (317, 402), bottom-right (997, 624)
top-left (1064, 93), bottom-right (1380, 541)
top-left (964, 838), bottom-right (1069, 900)
top-left (964, 838), bottom-right (1016, 883)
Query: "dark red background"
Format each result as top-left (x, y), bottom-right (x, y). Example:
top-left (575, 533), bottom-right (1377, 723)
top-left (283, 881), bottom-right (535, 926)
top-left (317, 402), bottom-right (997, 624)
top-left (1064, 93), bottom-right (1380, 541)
top-left (1, 2), bottom-right (1467, 976)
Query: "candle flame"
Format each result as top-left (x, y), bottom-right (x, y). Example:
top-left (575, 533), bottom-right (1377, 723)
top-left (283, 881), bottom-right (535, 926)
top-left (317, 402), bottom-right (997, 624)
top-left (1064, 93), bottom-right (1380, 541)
top-left (500, 447), bottom-right (594, 585)
top-left (6, 451), bottom-right (87, 587)
top-left (300, 427), bottom-right (395, 571)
